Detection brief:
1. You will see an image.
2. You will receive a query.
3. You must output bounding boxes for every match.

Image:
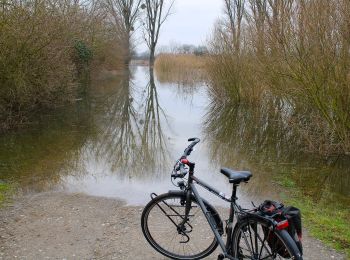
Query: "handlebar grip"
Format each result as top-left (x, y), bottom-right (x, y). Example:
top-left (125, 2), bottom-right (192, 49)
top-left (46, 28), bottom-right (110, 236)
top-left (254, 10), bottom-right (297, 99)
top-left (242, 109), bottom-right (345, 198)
top-left (171, 173), bottom-right (180, 178)
top-left (183, 138), bottom-right (200, 157)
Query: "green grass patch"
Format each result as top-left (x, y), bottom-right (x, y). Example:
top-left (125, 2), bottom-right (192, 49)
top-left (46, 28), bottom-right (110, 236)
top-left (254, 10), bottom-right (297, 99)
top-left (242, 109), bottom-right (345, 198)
top-left (0, 181), bottom-right (14, 207)
top-left (275, 173), bottom-right (296, 188)
top-left (275, 175), bottom-right (350, 258)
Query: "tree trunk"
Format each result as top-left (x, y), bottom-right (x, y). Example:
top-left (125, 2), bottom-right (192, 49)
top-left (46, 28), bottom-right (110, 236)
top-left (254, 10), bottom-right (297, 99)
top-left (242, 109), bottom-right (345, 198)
top-left (149, 46), bottom-right (155, 67)
top-left (124, 35), bottom-right (131, 65)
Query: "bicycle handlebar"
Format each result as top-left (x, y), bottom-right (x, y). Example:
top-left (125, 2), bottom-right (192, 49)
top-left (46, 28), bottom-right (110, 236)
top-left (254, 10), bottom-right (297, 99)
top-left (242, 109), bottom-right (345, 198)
top-left (182, 137), bottom-right (200, 158)
top-left (171, 138), bottom-right (200, 179)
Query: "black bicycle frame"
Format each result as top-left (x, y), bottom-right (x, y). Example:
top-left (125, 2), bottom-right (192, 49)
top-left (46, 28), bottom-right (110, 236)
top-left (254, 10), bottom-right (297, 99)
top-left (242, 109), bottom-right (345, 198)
top-left (182, 162), bottom-right (239, 260)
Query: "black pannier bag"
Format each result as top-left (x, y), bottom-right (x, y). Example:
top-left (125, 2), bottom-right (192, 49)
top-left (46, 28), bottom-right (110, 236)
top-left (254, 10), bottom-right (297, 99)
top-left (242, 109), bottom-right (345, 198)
top-left (282, 206), bottom-right (302, 254)
top-left (258, 200), bottom-right (303, 257)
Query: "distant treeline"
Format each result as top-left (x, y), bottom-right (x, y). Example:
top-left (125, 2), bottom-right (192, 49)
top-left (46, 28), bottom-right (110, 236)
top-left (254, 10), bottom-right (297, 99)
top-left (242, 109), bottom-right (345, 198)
top-left (158, 43), bottom-right (208, 56)
top-left (135, 44), bottom-right (208, 61)
top-left (0, 0), bottom-right (127, 131)
top-left (206, 0), bottom-right (350, 155)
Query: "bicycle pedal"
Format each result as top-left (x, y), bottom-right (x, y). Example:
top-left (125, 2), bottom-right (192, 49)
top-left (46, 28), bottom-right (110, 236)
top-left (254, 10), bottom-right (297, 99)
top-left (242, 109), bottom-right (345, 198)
top-left (217, 253), bottom-right (225, 260)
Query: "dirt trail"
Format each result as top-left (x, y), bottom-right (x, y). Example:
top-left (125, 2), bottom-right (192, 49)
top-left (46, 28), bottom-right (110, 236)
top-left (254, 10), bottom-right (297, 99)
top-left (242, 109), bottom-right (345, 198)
top-left (0, 192), bottom-right (345, 260)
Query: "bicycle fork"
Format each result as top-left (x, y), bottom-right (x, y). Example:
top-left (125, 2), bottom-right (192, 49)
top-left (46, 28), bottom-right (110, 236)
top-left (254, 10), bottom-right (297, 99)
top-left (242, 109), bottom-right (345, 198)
top-left (175, 189), bottom-right (193, 243)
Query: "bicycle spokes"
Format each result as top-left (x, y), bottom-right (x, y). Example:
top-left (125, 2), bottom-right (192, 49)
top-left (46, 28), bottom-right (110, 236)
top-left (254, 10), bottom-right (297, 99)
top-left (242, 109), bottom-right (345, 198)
top-left (236, 222), bottom-right (295, 259)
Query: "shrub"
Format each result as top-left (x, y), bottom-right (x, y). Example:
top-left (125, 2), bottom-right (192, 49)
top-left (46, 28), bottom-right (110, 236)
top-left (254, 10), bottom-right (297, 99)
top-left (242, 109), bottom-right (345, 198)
top-left (0, 0), bottom-right (125, 130)
top-left (206, 0), bottom-right (350, 155)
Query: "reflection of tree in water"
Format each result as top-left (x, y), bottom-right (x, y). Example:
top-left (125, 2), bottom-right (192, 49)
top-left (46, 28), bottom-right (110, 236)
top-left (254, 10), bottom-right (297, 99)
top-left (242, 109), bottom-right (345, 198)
top-left (0, 67), bottom-right (171, 192)
top-left (92, 69), bottom-right (141, 170)
top-left (204, 96), bottom-right (300, 165)
top-left (139, 69), bottom-right (169, 172)
top-left (203, 95), bottom-right (350, 204)
top-left (92, 67), bottom-right (169, 177)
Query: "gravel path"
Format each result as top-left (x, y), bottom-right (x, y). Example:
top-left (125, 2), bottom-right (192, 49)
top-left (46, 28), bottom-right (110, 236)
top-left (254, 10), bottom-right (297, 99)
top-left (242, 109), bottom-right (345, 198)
top-left (0, 192), bottom-right (345, 260)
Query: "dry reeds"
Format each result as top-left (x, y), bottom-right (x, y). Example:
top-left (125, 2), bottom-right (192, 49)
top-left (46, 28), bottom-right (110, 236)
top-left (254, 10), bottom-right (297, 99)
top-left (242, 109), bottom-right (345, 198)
top-left (207, 0), bottom-right (350, 155)
top-left (154, 54), bottom-right (206, 85)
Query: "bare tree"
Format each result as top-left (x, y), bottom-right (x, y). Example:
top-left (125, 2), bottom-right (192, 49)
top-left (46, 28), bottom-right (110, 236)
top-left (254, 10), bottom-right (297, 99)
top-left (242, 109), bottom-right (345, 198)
top-left (141, 0), bottom-right (174, 66)
top-left (106, 0), bottom-right (142, 63)
top-left (223, 0), bottom-right (245, 53)
top-left (248, 0), bottom-right (267, 56)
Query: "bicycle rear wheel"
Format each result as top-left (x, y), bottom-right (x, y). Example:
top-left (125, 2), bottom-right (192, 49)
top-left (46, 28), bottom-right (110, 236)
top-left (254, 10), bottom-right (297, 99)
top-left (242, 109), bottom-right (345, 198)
top-left (232, 217), bottom-right (303, 260)
top-left (141, 192), bottom-right (220, 260)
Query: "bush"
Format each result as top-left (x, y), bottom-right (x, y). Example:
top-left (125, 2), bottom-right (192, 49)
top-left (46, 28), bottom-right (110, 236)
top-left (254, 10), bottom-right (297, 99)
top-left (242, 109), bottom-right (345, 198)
top-left (0, 0), bottom-right (125, 130)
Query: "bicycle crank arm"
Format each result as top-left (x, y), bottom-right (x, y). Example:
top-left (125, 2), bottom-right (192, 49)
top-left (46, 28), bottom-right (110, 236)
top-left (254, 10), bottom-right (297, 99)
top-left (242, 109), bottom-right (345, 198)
top-left (217, 253), bottom-right (237, 260)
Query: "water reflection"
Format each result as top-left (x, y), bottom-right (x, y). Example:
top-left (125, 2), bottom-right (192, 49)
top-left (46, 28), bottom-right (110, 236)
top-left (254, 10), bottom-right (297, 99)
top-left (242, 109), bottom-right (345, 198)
top-left (204, 96), bottom-right (301, 164)
top-left (140, 69), bottom-right (169, 171)
top-left (68, 67), bottom-right (171, 176)
top-left (1, 66), bottom-right (348, 208)
top-left (86, 68), bottom-right (169, 177)
top-left (92, 70), bottom-right (139, 172)
top-left (0, 103), bottom-right (93, 193)
top-left (154, 66), bottom-right (205, 88)
top-left (0, 67), bottom-right (173, 196)
top-left (63, 67), bottom-right (219, 204)
top-left (203, 95), bottom-right (350, 206)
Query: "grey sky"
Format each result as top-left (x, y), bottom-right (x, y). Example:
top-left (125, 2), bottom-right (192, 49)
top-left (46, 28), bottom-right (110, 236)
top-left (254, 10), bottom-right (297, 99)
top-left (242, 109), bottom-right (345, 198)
top-left (136, 0), bottom-right (223, 52)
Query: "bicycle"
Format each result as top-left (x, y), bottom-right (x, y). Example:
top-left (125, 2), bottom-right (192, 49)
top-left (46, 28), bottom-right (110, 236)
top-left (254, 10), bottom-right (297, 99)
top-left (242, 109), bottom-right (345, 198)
top-left (141, 138), bottom-right (303, 260)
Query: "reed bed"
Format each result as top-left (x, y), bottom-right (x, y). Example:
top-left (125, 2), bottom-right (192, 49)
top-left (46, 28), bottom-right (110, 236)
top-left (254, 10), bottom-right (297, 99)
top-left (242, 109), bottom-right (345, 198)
top-left (206, 0), bottom-right (350, 156)
top-left (154, 54), bottom-right (207, 85)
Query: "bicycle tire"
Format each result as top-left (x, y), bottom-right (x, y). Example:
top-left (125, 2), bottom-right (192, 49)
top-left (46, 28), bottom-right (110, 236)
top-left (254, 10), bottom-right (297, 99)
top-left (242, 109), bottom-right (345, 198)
top-left (232, 216), bottom-right (303, 260)
top-left (141, 192), bottom-right (221, 260)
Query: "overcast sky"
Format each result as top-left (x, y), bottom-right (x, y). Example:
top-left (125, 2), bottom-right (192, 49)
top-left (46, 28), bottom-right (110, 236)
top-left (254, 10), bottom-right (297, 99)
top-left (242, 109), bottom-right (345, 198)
top-left (136, 0), bottom-right (224, 52)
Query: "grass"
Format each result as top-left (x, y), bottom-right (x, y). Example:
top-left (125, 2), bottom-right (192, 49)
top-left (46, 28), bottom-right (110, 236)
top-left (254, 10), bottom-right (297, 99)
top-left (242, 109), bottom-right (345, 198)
top-left (0, 181), bottom-right (14, 207)
top-left (274, 174), bottom-right (350, 258)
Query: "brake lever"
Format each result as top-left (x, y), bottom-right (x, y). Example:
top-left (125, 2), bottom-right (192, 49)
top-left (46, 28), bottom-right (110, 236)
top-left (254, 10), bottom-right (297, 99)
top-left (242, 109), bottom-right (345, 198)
top-left (171, 163), bottom-right (188, 179)
top-left (180, 167), bottom-right (188, 175)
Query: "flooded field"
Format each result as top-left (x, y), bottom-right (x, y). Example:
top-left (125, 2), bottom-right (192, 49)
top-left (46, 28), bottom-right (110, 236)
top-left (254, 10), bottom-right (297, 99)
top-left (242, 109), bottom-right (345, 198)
top-left (0, 66), bottom-right (349, 210)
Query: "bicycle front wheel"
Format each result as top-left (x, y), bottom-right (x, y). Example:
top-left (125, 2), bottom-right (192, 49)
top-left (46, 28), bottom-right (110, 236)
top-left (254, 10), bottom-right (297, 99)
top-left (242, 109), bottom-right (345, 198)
top-left (232, 216), bottom-right (302, 260)
top-left (141, 192), bottom-right (219, 260)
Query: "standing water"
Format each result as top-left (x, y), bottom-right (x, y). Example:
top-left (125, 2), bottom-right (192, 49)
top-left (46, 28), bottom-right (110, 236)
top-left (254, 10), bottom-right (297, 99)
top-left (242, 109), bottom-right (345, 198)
top-left (0, 66), bottom-right (349, 209)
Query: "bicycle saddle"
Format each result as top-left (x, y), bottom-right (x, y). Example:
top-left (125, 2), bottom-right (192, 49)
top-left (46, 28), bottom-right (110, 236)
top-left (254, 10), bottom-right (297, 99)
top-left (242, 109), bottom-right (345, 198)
top-left (220, 167), bottom-right (252, 184)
